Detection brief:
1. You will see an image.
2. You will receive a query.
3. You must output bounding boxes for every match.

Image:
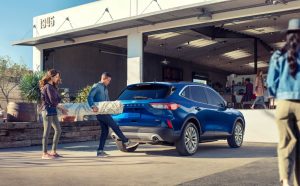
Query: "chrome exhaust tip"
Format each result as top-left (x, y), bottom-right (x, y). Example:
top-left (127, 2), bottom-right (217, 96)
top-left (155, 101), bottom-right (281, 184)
top-left (151, 135), bottom-right (161, 143)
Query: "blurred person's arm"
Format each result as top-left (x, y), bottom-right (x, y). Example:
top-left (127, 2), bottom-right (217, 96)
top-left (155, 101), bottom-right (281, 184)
top-left (267, 51), bottom-right (281, 98)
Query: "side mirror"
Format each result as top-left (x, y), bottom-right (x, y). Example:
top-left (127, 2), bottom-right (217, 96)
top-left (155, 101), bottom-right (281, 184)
top-left (227, 102), bottom-right (234, 108)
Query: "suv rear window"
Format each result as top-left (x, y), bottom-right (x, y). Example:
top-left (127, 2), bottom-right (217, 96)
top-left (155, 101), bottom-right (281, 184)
top-left (118, 84), bottom-right (172, 100)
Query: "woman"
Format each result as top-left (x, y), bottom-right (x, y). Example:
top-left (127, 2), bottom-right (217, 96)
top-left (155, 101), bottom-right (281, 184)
top-left (267, 18), bottom-right (300, 186)
top-left (251, 71), bottom-right (267, 109)
top-left (39, 69), bottom-right (68, 159)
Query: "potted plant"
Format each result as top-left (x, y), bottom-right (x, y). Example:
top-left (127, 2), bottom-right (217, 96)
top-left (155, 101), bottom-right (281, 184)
top-left (15, 71), bottom-right (45, 122)
top-left (75, 85), bottom-right (92, 103)
top-left (74, 85), bottom-right (95, 121)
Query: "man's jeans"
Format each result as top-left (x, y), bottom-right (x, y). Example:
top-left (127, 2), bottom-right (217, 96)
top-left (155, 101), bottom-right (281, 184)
top-left (96, 114), bottom-right (128, 151)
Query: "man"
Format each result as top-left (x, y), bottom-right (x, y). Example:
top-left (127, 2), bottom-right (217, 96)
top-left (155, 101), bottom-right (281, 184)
top-left (87, 72), bottom-right (137, 157)
top-left (242, 78), bottom-right (253, 102)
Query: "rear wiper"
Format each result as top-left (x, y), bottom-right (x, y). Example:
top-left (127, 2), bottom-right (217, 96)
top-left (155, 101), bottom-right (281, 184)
top-left (133, 96), bottom-right (152, 100)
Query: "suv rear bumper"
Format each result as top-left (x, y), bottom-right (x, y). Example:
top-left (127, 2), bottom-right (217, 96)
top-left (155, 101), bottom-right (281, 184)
top-left (110, 126), bottom-right (179, 143)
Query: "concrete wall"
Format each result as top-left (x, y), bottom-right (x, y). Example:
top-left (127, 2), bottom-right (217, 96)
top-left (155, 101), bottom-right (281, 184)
top-left (45, 44), bottom-right (228, 100)
top-left (241, 109), bottom-right (278, 143)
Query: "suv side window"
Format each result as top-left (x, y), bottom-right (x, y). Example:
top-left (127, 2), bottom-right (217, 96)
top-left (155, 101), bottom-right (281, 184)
top-left (205, 88), bottom-right (225, 107)
top-left (190, 86), bottom-right (208, 104)
top-left (180, 86), bottom-right (191, 99)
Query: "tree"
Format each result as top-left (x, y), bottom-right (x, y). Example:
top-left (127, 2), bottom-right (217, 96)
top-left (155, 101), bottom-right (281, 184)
top-left (0, 56), bottom-right (29, 104)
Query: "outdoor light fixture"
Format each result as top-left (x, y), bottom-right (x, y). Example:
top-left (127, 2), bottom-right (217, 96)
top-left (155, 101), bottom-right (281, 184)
top-left (197, 8), bottom-right (212, 20)
top-left (63, 38), bottom-right (75, 44)
top-left (161, 58), bottom-right (170, 65)
top-left (161, 40), bottom-right (170, 65)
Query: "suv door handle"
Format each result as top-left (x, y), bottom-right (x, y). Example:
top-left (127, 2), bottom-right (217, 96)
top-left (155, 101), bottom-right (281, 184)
top-left (195, 107), bottom-right (202, 111)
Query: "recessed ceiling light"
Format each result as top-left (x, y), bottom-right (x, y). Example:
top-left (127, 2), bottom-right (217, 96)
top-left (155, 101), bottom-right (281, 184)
top-left (272, 41), bottom-right (285, 48)
top-left (246, 25), bottom-right (255, 29)
top-left (183, 39), bottom-right (217, 48)
top-left (247, 61), bottom-right (269, 68)
top-left (150, 32), bottom-right (181, 40)
top-left (242, 26), bottom-right (281, 35)
top-left (222, 49), bottom-right (251, 60)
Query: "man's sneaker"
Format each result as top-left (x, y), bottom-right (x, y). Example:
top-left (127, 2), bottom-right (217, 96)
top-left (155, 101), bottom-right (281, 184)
top-left (97, 151), bottom-right (109, 158)
top-left (123, 141), bottom-right (139, 149)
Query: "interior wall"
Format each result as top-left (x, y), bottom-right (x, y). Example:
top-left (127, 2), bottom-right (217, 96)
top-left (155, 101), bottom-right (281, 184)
top-left (143, 53), bottom-right (229, 88)
top-left (44, 44), bottom-right (229, 101)
top-left (44, 45), bottom-right (127, 100)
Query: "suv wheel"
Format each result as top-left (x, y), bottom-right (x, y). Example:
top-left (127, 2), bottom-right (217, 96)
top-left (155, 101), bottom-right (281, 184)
top-left (115, 140), bottom-right (139, 152)
top-left (175, 122), bottom-right (199, 156)
top-left (227, 121), bottom-right (244, 148)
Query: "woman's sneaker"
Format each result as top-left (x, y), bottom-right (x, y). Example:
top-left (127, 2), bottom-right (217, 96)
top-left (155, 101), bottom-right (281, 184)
top-left (50, 153), bottom-right (63, 158)
top-left (42, 153), bottom-right (55, 160)
top-left (97, 151), bottom-right (109, 158)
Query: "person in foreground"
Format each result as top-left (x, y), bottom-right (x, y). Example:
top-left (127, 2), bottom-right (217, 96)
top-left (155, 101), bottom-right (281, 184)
top-left (87, 72), bottom-right (138, 157)
top-left (40, 69), bottom-right (68, 159)
top-left (267, 19), bottom-right (300, 186)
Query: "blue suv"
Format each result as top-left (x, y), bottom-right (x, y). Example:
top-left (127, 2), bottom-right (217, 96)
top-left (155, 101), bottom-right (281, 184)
top-left (111, 82), bottom-right (245, 156)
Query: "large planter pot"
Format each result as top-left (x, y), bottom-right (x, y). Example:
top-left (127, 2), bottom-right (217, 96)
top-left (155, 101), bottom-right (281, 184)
top-left (7, 102), bottom-right (37, 122)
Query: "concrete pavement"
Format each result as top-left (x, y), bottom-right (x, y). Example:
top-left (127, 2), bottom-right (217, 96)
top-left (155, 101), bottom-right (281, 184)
top-left (0, 140), bottom-right (279, 186)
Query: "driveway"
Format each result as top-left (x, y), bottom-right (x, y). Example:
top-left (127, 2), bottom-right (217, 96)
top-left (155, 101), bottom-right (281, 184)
top-left (0, 141), bottom-right (279, 186)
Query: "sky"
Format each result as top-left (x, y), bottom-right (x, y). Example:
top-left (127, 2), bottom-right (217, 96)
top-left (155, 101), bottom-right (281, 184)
top-left (0, 0), bottom-right (96, 70)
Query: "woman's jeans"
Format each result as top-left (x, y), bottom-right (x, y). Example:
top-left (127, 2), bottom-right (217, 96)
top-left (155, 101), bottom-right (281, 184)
top-left (41, 111), bottom-right (62, 153)
top-left (252, 96), bottom-right (267, 109)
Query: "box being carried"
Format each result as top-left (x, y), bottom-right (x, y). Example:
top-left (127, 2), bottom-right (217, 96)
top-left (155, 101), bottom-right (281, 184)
top-left (59, 101), bottom-right (124, 121)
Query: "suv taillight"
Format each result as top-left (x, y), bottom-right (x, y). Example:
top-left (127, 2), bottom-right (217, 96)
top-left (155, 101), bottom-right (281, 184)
top-left (150, 103), bottom-right (180, 110)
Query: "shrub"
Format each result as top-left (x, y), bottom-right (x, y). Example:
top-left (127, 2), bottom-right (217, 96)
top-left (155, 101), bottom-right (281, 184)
top-left (19, 71), bottom-right (45, 102)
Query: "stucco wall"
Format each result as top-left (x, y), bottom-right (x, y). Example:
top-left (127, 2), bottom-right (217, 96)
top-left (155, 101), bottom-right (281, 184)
top-left (241, 109), bottom-right (278, 143)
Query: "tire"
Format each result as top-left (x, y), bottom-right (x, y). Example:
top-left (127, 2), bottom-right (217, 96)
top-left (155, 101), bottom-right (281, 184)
top-left (227, 121), bottom-right (244, 148)
top-left (175, 122), bottom-right (199, 156)
top-left (115, 140), bottom-right (139, 152)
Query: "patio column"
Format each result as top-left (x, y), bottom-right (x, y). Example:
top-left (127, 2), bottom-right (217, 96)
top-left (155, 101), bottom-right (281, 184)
top-left (33, 46), bottom-right (43, 72)
top-left (254, 38), bottom-right (258, 74)
top-left (127, 31), bottom-right (143, 85)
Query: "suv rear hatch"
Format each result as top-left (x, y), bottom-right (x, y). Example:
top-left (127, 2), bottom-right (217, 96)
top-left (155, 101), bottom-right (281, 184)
top-left (113, 83), bottom-right (176, 127)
